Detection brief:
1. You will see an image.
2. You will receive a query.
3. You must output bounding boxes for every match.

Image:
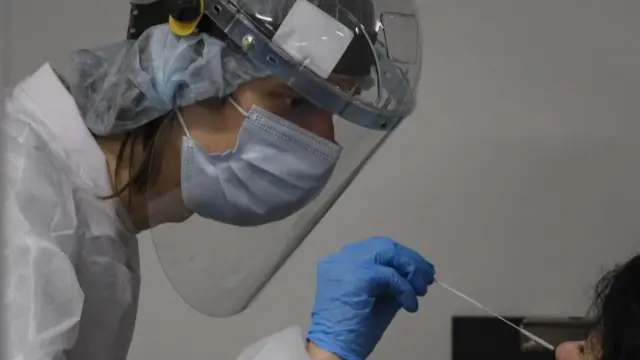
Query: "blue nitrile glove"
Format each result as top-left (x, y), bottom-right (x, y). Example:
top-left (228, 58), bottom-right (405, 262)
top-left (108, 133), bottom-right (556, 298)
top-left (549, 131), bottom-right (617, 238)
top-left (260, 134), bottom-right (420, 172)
top-left (307, 237), bottom-right (436, 360)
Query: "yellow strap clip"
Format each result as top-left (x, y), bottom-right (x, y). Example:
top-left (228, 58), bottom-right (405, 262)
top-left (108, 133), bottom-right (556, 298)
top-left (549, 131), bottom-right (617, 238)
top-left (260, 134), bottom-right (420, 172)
top-left (168, 0), bottom-right (205, 36)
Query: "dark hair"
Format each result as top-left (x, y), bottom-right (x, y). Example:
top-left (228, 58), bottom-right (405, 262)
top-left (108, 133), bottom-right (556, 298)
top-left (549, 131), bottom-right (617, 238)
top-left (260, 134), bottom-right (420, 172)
top-left (590, 254), bottom-right (640, 360)
top-left (103, 113), bottom-right (173, 204)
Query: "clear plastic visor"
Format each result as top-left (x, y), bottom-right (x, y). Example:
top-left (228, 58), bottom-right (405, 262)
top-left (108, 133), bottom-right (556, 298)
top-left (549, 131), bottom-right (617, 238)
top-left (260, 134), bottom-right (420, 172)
top-left (149, 0), bottom-right (423, 317)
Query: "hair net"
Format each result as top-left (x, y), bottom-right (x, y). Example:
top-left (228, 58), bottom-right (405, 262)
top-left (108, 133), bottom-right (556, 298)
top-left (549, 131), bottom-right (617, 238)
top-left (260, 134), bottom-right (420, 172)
top-left (67, 24), bottom-right (270, 136)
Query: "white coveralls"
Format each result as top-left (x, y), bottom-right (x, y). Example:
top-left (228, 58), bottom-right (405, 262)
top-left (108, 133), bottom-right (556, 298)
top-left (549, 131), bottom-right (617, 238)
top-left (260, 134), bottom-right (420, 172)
top-left (2, 63), bottom-right (310, 360)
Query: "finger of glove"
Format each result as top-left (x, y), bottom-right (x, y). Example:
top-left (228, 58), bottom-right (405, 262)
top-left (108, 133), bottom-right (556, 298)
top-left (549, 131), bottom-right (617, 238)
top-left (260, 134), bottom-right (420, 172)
top-left (372, 265), bottom-right (419, 313)
top-left (372, 239), bottom-right (435, 297)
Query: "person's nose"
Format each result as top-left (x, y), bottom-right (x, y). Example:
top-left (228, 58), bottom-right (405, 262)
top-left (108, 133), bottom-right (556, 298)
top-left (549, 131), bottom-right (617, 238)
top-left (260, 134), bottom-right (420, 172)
top-left (293, 107), bottom-right (336, 143)
top-left (555, 341), bottom-right (586, 360)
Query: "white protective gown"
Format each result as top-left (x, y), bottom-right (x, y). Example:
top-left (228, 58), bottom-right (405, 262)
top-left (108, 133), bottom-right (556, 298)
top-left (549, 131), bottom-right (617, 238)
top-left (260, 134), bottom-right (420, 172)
top-left (2, 63), bottom-right (311, 360)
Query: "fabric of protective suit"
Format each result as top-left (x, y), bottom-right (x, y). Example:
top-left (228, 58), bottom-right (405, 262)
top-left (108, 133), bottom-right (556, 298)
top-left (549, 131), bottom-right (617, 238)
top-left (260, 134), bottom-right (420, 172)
top-left (1, 63), bottom-right (313, 360)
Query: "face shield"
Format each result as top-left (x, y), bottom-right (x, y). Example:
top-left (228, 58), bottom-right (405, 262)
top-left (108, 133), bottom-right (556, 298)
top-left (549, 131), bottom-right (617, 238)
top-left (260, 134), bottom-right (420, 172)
top-left (147, 0), bottom-right (422, 317)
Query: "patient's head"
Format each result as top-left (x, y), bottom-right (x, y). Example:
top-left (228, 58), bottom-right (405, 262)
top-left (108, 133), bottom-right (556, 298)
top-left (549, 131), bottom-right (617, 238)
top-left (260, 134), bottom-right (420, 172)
top-left (556, 254), bottom-right (640, 360)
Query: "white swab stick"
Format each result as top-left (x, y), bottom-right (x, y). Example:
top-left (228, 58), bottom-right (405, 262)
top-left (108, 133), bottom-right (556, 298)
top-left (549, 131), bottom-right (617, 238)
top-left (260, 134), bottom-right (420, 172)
top-left (436, 280), bottom-right (555, 351)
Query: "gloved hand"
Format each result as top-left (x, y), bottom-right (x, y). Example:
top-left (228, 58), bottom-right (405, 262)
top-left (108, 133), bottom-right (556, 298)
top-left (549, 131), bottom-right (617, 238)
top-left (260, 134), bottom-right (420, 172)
top-left (307, 236), bottom-right (436, 360)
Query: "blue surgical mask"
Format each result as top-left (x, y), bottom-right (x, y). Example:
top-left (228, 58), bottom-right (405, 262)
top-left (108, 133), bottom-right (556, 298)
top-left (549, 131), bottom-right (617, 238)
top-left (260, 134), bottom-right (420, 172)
top-left (177, 99), bottom-right (342, 227)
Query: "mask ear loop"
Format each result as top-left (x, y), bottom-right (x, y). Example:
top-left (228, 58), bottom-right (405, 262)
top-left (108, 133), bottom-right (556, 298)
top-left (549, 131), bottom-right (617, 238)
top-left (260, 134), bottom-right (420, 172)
top-left (175, 108), bottom-right (194, 140)
top-left (177, 98), bottom-right (248, 142)
top-left (228, 97), bottom-right (249, 116)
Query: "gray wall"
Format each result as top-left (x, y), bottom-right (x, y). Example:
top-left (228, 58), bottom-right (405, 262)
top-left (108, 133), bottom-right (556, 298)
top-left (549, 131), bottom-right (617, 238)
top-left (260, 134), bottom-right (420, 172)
top-left (1, 0), bottom-right (8, 89)
top-left (5, 1), bottom-right (640, 359)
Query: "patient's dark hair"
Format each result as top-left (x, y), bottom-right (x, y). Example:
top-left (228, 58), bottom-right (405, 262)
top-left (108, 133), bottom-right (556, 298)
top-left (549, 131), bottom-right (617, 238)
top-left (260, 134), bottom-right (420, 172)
top-left (590, 254), bottom-right (640, 360)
